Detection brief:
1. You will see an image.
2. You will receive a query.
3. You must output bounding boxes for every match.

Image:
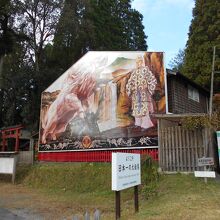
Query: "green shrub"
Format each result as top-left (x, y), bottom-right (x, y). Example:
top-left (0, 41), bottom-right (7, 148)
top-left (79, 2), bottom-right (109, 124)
top-left (141, 155), bottom-right (159, 199)
top-left (181, 113), bottom-right (220, 130)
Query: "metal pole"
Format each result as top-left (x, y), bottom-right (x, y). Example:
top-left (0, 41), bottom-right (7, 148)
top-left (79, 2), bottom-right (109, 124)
top-left (209, 46), bottom-right (216, 117)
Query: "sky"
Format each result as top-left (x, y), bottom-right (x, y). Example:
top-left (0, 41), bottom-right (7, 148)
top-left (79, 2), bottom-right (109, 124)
top-left (132, 0), bottom-right (195, 67)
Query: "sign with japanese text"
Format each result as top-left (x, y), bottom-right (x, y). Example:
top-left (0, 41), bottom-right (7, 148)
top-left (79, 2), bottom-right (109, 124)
top-left (112, 152), bottom-right (141, 191)
top-left (197, 157), bottom-right (214, 166)
top-left (194, 171), bottom-right (216, 178)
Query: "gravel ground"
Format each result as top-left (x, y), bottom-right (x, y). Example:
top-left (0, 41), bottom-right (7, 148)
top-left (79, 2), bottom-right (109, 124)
top-left (0, 207), bottom-right (45, 220)
top-left (0, 208), bottom-right (25, 220)
top-left (0, 183), bottom-right (48, 220)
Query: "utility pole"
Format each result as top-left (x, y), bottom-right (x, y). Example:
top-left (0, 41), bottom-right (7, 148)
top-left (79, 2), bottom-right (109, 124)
top-left (209, 46), bottom-right (216, 117)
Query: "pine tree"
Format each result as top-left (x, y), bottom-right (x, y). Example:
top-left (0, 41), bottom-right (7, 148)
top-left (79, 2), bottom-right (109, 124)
top-left (183, 0), bottom-right (220, 88)
top-left (52, 0), bottom-right (147, 70)
top-left (52, 0), bottom-right (88, 70)
top-left (85, 0), bottom-right (147, 51)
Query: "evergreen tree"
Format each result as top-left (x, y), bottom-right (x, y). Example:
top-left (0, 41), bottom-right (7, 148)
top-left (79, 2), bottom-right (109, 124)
top-left (0, 0), bottom-right (28, 127)
top-left (169, 49), bottom-right (185, 72)
top-left (52, 0), bottom-right (88, 70)
top-left (183, 0), bottom-right (220, 88)
top-left (52, 0), bottom-right (147, 70)
top-left (1, 42), bottom-right (34, 127)
top-left (0, 0), bottom-right (26, 85)
top-left (85, 0), bottom-right (147, 51)
top-left (0, 0), bottom-right (147, 130)
top-left (0, 0), bottom-right (62, 129)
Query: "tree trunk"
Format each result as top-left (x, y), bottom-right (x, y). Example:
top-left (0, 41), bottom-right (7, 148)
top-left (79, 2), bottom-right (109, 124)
top-left (0, 55), bottom-right (4, 88)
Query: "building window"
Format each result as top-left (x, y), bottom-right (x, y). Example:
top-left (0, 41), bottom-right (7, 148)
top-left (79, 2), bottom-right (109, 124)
top-left (188, 85), bottom-right (199, 102)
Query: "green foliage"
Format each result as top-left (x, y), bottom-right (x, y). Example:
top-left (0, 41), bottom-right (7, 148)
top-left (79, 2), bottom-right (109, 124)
top-left (141, 155), bottom-right (159, 199)
top-left (0, 0), bottom-right (15, 57)
top-left (182, 0), bottom-right (220, 89)
top-left (169, 49), bottom-right (185, 72)
top-left (0, 0), bottom-right (60, 128)
top-left (89, 0), bottom-right (147, 51)
top-left (1, 42), bottom-right (33, 126)
top-left (0, 0), bottom-right (147, 130)
top-left (181, 113), bottom-right (220, 130)
top-left (52, 0), bottom-right (147, 69)
top-left (15, 0), bottom-right (62, 71)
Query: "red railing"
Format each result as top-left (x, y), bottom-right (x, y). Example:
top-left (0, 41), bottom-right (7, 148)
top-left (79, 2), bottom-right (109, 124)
top-left (38, 148), bottom-right (158, 162)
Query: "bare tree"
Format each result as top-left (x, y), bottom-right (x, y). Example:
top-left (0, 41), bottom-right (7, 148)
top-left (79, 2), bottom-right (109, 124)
top-left (15, 0), bottom-right (62, 71)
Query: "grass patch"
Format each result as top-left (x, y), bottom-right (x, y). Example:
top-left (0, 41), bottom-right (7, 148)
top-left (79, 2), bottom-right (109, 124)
top-left (135, 174), bottom-right (220, 220)
top-left (2, 161), bottom-right (220, 219)
top-left (22, 162), bottom-right (112, 193)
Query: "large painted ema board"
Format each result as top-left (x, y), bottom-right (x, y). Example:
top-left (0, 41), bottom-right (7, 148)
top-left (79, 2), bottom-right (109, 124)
top-left (39, 51), bottom-right (166, 152)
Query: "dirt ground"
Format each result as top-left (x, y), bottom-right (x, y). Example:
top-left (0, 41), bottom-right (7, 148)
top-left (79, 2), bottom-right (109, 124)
top-left (0, 182), bottom-right (83, 220)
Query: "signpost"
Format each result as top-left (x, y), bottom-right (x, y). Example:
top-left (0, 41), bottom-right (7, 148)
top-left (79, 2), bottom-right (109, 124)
top-left (195, 157), bottom-right (215, 183)
top-left (112, 152), bottom-right (141, 220)
top-left (0, 152), bottom-right (18, 183)
top-left (197, 157), bottom-right (214, 166)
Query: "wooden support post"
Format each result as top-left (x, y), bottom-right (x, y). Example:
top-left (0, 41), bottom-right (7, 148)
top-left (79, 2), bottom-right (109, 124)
top-left (2, 131), bottom-right (6, 151)
top-left (15, 129), bottom-right (20, 152)
top-left (134, 185), bottom-right (139, 213)
top-left (204, 165), bottom-right (208, 184)
top-left (115, 191), bottom-right (121, 220)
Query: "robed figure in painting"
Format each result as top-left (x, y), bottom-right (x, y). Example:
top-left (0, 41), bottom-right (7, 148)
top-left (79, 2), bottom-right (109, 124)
top-left (39, 52), bottom-right (165, 151)
top-left (126, 56), bottom-right (157, 129)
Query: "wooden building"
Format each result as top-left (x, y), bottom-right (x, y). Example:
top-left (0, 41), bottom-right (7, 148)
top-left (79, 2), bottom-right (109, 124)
top-left (156, 70), bottom-right (212, 172)
top-left (156, 114), bottom-right (217, 172)
top-left (167, 69), bottom-right (209, 114)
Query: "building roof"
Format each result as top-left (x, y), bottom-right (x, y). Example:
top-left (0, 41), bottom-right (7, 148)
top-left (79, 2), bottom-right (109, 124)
top-left (0, 124), bottom-right (23, 132)
top-left (166, 69), bottom-right (210, 96)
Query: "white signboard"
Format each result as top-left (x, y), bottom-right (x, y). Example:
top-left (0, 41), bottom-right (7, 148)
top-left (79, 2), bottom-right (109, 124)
top-left (194, 171), bottom-right (216, 178)
top-left (112, 153), bottom-right (141, 191)
top-left (217, 131), bottom-right (220, 166)
top-left (0, 158), bottom-right (15, 174)
top-left (198, 157), bottom-right (214, 166)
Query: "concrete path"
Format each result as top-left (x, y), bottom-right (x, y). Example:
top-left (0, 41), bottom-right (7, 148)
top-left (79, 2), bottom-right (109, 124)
top-left (0, 208), bottom-right (44, 220)
top-left (0, 208), bottom-right (24, 220)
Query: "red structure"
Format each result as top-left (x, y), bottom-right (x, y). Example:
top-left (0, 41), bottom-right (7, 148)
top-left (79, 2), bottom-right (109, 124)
top-left (38, 148), bottom-right (158, 162)
top-left (0, 125), bottom-right (23, 152)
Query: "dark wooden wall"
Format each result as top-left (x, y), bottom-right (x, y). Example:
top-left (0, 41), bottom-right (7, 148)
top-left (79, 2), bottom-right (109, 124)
top-left (167, 77), bottom-right (209, 113)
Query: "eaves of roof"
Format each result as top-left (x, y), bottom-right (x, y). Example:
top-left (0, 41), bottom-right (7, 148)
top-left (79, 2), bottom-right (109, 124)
top-left (166, 69), bottom-right (210, 96)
